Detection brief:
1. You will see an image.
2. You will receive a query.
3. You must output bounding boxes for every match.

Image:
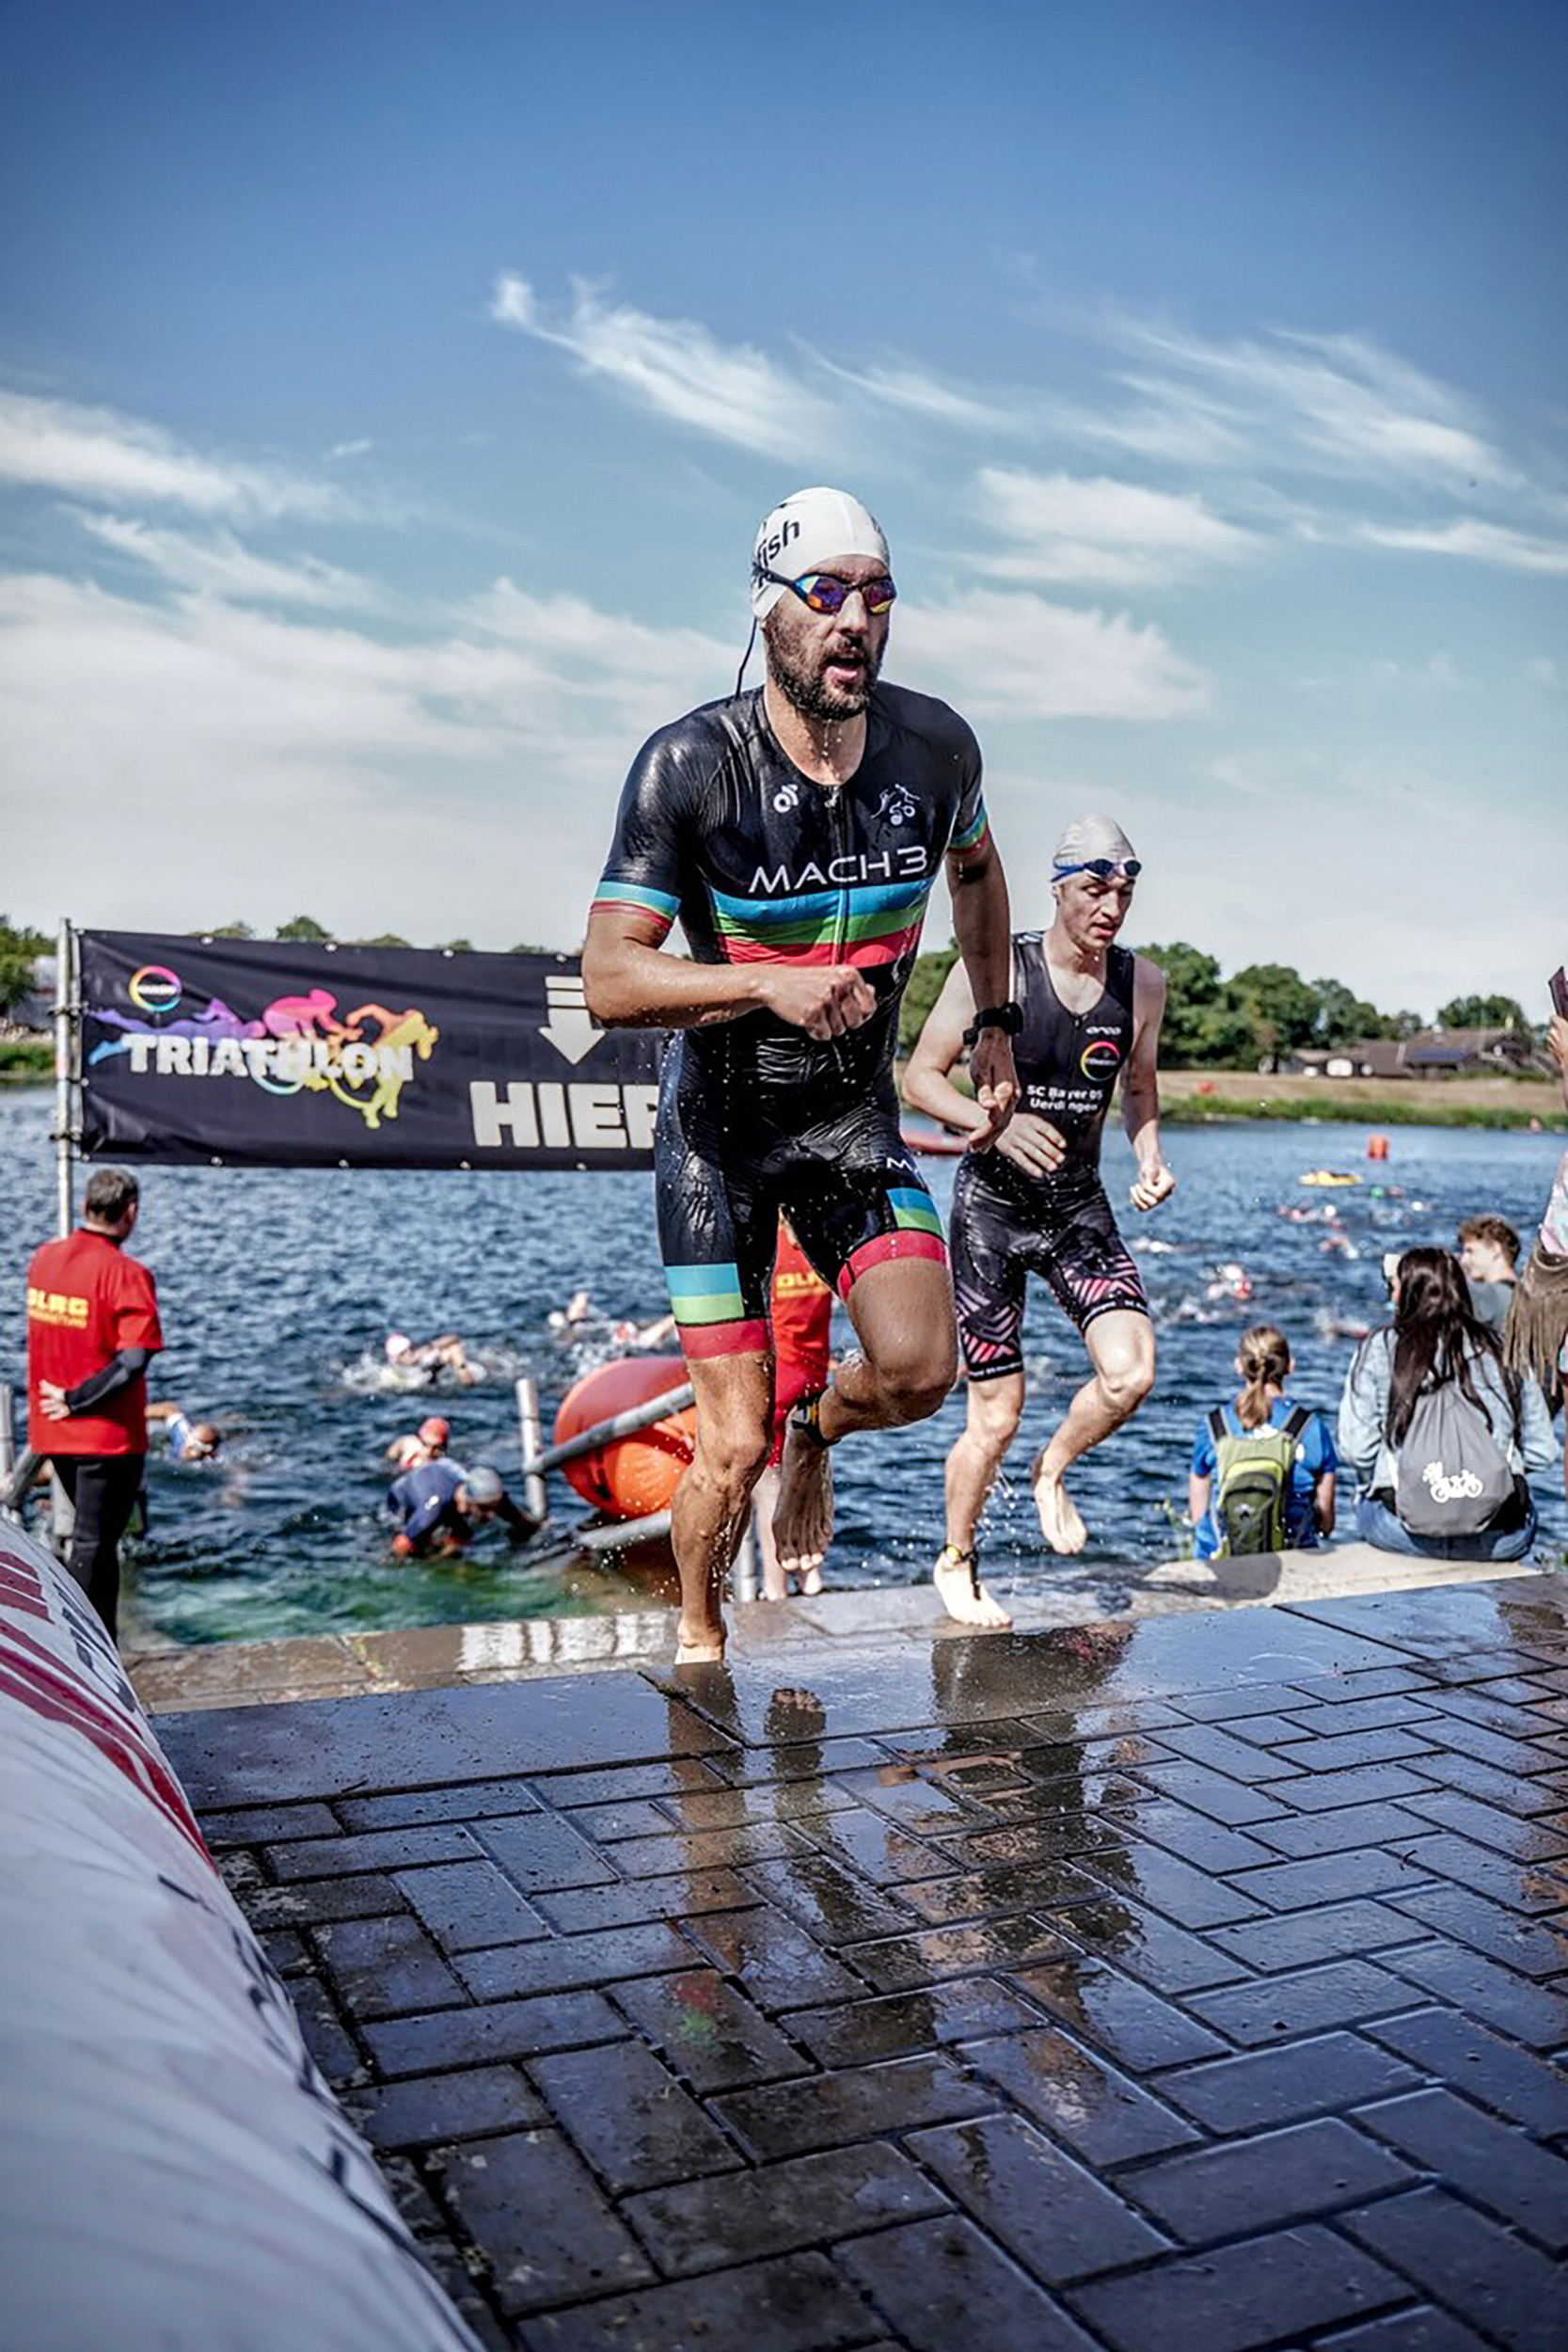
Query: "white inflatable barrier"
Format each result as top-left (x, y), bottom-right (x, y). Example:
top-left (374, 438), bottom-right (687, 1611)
top-left (0, 1522), bottom-right (482, 2352)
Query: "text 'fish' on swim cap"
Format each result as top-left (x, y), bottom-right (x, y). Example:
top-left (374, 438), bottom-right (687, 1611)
top-left (751, 486), bottom-right (890, 619)
top-left (1053, 813), bottom-right (1138, 873)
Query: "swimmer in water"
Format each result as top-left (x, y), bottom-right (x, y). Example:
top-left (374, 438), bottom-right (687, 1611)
top-left (387, 1458), bottom-right (539, 1558)
top-left (904, 813), bottom-right (1172, 1606)
top-left (547, 1290), bottom-right (594, 1333)
top-left (386, 1413), bottom-right (451, 1471)
top-left (581, 485), bottom-right (1019, 1661)
top-left (384, 1331), bottom-right (484, 1385)
top-left (146, 1399), bottom-right (221, 1461)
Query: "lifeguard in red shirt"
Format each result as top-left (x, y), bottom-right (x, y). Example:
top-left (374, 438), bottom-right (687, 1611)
top-left (27, 1166), bottom-right (163, 1642)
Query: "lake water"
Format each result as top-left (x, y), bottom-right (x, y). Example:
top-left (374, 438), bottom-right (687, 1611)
top-left (2, 1086), bottom-right (1562, 1644)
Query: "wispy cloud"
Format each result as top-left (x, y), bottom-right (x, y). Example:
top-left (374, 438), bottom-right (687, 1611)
top-left (897, 588), bottom-right (1207, 721)
top-left (1354, 517), bottom-right (1568, 573)
top-left (0, 389), bottom-right (338, 517)
top-left (490, 274), bottom-right (834, 458)
top-left (970, 466), bottom-right (1257, 586)
top-left (73, 512), bottom-right (387, 611)
top-left (813, 355), bottom-right (1013, 432)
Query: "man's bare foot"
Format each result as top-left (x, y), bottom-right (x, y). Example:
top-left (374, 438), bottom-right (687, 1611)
top-left (1032, 1458), bottom-right (1088, 1554)
top-left (772, 1416), bottom-right (833, 1578)
top-left (933, 1544), bottom-right (1011, 1629)
top-left (674, 1613), bottom-right (725, 1665)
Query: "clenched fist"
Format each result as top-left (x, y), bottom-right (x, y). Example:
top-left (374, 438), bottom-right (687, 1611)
top-left (759, 966), bottom-right (878, 1041)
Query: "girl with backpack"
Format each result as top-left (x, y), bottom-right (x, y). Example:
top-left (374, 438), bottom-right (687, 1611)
top-left (1338, 1247), bottom-right (1555, 1560)
top-left (1189, 1324), bottom-right (1338, 1558)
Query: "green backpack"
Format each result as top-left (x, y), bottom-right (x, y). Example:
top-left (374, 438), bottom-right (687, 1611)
top-left (1209, 1405), bottom-right (1312, 1555)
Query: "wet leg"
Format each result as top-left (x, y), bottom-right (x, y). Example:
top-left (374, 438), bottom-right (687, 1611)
top-left (937, 1375), bottom-right (1019, 1629)
top-left (1033, 1310), bottom-right (1155, 1554)
top-left (672, 1353), bottom-right (773, 1661)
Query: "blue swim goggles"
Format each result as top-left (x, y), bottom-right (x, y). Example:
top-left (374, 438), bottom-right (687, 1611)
top-left (1053, 857), bottom-right (1142, 881)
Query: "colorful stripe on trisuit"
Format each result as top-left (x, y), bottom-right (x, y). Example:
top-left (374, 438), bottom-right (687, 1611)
top-left (590, 880), bottom-right (679, 940)
top-left (705, 875), bottom-right (930, 971)
top-left (837, 1188), bottom-right (948, 1299)
top-left (665, 1262), bottom-right (768, 1359)
top-left (950, 800), bottom-right (990, 854)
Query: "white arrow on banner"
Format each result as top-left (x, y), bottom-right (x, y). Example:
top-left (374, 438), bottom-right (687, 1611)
top-left (538, 973), bottom-right (604, 1065)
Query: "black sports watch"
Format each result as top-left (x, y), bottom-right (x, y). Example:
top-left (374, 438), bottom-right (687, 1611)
top-left (962, 1000), bottom-right (1023, 1049)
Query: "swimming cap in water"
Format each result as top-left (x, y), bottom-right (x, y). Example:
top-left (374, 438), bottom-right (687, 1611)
top-left (751, 487), bottom-right (890, 620)
top-left (463, 1463), bottom-right (503, 1507)
top-left (418, 1416), bottom-right (451, 1446)
top-left (1053, 813), bottom-right (1138, 872)
top-left (385, 1331), bottom-right (412, 1361)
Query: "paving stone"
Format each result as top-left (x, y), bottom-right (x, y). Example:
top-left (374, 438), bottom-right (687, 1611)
top-left (292, 1975), bottom-right (366, 2086)
top-left (215, 1850), bottom-right (266, 1898)
top-left (909, 2109), bottom-right (1167, 2284)
top-left (265, 1824), bottom-right (481, 1879)
top-left (1012, 1953), bottom-right (1227, 2070)
top-left (892, 1856), bottom-right (1100, 1926)
top-left (1404, 1750), bottom-right (1562, 1817)
top-left (436, 2127), bottom-right (653, 2316)
top-left (1340, 2185), bottom-right (1563, 2352)
top-left (1399, 1789), bottom-right (1568, 1860)
top-left (945, 1812), bottom-right (1128, 1867)
top-left (1188, 1958), bottom-right (1420, 2046)
top-left (1081, 1834), bottom-right (1267, 1928)
top-left (1354, 2087), bottom-right (1568, 2250)
top-left (531, 1865), bottom-right (753, 1933)
top-left (1381, 1937), bottom-right (1568, 2049)
top-left (788, 1976), bottom-right (1041, 2066)
top-left (1169, 1681), bottom-right (1324, 1723)
top-left (1365, 2007), bottom-right (1568, 2135)
top-left (1248, 1803), bottom-right (1434, 1860)
top-left (337, 1777), bottom-right (541, 1829)
top-left (458, 1922), bottom-right (699, 2000)
top-left (1192, 1711), bottom-right (1309, 1748)
top-left (1068, 2222), bottom-right (1404, 2352)
top-left (1310, 2310), bottom-right (1494, 2352)
top-left (364, 1990), bottom-right (625, 2077)
top-left (558, 1796), bottom-right (674, 1841)
top-left (1287, 1668), bottom-right (1435, 1707)
top-left (528, 1757), bottom-right (722, 1805)
top-left (530, 2038), bottom-right (740, 2192)
top-left (1383, 1881), bottom-right (1568, 1979)
top-left (518, 2249), bottom-right (880, 2352)
top-left (1280, 1696), bottom-right (1439, 1738)
top-left (1212, 1899), bottom-right (1419, 1974)
top-left (1153, 1722), bottom-right (1310, 1780)
top-left (1044, 1893), bottom-right (1244, 1993)
top-left (1418, 1716), bottom-right (1560, 1776)
top-left (473, 1812), bottom-right (617, 1891)
top-left (247, 1872), bottom-right (409, 1927)
top-left (836, 2213), bottom-right (1100, 2352)
top-left (610, 1969), bottom-right (812, 2092)
top-left (655, 1778), bottom-right (858, 1830)
top-left (713, 2051), bottom-right (993, 2160)
top-left (393, 1861), bottom-right (549, 1952)
top-left (1274, 1764), bottom-right (1442, 1813)
top-left (1274, 1729), bottom-right (1439, 1773)
top-left (743, 1851), bottom-right (914, 1943)
top-left (845, 1912), bottom-right (1064, 1993)
top-left (593, 1820), bottom-right (811, 1877)
top-left (622, 2140), bottom-right (947, 2275)
top-left (1230, 1848), bottom-right (1435, 1911)
top-left (1396, 1832), bottom-right (1568, 1915)
top-left (967, 2027), bottom-right (1198, 2163)
top-left (1125, 2116), bottom-right (1414, 2244)
top-left (348, 2064), bottom-right (545, 2150)
top-left (202, 1802), bottom-right (340, 1845)
top-left (836, 1766), bottom-right (982, 1835)
top-left (807, 1803), bottom-right (958, 1882)
top-left (259, 1928), bottom-right (309, 1976)
top-left (315, 1913), bottom-right (466, 2019)
top-left (1123, 1799), bottom-right (1279, 1874)
top-left (1155, 2029), bottom-right (1423, 2134)
top-left (700, 1735), bottom-right (889, 1785)
top-left (1132, 1760), bottom-right (1295, 1824)
top-left (678, 1903), bottom-right (863, 2009)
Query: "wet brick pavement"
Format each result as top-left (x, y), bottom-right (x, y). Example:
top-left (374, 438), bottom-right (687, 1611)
top-left (158, 1575), bottom-right (1568, 2351)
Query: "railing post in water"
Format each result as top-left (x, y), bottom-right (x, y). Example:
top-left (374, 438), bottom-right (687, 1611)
top-left (515, 1374), bottom-right (549, 1529)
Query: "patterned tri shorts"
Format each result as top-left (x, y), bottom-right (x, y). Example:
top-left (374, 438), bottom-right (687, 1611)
top-left (950, 1159), bottom-right (1148, 1382)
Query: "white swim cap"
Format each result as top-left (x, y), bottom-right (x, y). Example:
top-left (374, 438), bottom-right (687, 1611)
top-left (1053, 813), bottom-right (1138, 873)
top-left (463, 1463), bottom-right (503, 1507)
top-left (751, 486), bottom-right (890, 619)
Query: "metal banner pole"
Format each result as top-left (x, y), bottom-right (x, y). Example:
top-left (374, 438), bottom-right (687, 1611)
top-left (54, 916), bottom-right (77, 1237)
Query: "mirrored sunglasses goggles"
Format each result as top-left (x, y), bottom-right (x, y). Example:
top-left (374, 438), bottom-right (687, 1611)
top-left (762, 568), bottom-right (897, 616)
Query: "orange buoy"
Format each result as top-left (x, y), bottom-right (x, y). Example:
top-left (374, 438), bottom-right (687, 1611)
top-left (553, 1354), bottom-right (695, 1518)
top-left (1367, 1133), bottom-right (1390, 1161)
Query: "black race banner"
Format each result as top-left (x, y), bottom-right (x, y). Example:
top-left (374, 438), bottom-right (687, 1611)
top-left (78, 932), bottom-right (664, 1170)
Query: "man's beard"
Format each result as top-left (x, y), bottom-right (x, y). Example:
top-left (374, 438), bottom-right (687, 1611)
top-left (765, 621), bottom-right (882, 722)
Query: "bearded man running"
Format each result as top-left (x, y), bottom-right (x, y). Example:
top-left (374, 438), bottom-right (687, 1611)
top-left (583, 487), bottom-right (1019, 1661)
top-left (904, 815), bottom-right (1174, 1626)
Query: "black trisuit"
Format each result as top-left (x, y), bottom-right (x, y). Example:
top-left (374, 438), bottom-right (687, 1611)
top-left (952, 934), bottom-right (1148, 1382)
top-left (592, 684), bottom-right (990, 1358)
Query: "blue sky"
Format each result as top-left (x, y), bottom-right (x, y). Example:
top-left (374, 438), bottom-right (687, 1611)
top-left (2, 0), bottom-right (1563, 1018)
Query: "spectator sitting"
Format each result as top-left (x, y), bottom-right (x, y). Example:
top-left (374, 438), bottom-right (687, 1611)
top-left (1456, 1214), bottom-right (1520, 1332)
top-left (385, 1414), bottom-right (451, 1472)
top-left (1188, 1323), bottom-right (1337, 1558)
top-left (147, 1400), bottom-right (222, 1462)
top-left (1504, 1009), bottom-right (1568, 1463)
top-left (1339, 1246), bottom-right (1554, 1562)
top-left (388, 1456), bottom-right (539, 1558)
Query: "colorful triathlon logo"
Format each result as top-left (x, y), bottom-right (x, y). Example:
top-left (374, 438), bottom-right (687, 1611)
top-left (88, 967), bottom-right (438, 1132)
top-left (1080, 1037), bottom-right (1122, 1084)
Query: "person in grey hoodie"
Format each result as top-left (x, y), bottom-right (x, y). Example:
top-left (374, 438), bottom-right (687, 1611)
top-left (1338, 1246), bottom-right (1555, 1561)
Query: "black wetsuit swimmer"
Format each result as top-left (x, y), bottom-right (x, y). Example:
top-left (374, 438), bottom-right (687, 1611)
top-left (952, 934), bottom-right (1148, 1380)
top-left (592, 683), bottom-right (990, 1357)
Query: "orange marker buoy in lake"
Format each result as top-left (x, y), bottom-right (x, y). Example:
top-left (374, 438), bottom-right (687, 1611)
top-left (1368, 1134), bottom-right (1389, 1161)
top-left (554, 1355), bottom-right (695, 1518)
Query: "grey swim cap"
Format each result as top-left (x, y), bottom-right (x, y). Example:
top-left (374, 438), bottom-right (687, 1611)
top-left (751, 486), bottom-right (889, 620)
top-left (463, 1464), bottom-right (504, 1507)
top-left (1053, 813), bottom-right (1138, 873)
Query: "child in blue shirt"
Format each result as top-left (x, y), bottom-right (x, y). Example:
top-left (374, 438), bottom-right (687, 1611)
top-left (1189, 1323), bottom-right (1337, 1559)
